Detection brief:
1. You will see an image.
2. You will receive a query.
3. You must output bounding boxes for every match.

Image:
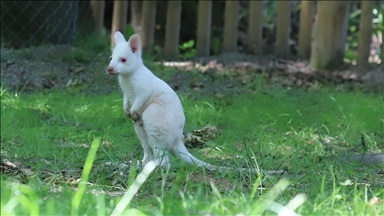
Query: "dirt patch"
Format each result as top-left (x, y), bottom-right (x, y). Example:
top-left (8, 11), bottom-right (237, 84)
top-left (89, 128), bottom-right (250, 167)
top-left (1, 45), bottom-right (118, 94)
top-left (1, 45), bottom-right (383, 95)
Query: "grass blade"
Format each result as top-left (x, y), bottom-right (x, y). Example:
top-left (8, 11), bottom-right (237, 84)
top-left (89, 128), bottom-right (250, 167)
top-left (18, 184), bottom-right (39, 215)
top-left (110, 161), bottom-right (157, 216)
top-left (96, 193), bottom-right (105, 216)
top-left (71, 138), bottom-right (101, 216)
top-left (248, 178), bottom-right (290, 216)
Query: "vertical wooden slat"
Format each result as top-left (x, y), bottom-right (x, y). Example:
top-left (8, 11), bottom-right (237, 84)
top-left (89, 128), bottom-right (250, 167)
top-left (91, 1), bottom-right (105, 36)
top-left (357, 1), bottom-right (375, 66)
top-left (275, 1), bottom-right (291, 57)
top-left (298, 1), bottom-right (314, 58)
top-left (310, 1), bottom-right (350, 70)
top-left (164, 0), bottom-right (182, 59)
top-left (111, 0), bottom-right (128, 48)
top-left (248, 1), bottom-right (264, 54)
top-left (141, 1), bottom-right (157, 53)
top-left (196, 0), bottom-right (212, 57)
top-left (131, 1), bottom-right (143, 34)
top-left (223, 0), bottom-right (239, 53)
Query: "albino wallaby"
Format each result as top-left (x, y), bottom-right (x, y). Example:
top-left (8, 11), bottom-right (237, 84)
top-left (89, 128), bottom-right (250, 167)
top-left (106, 31), bottom-right (283, 175)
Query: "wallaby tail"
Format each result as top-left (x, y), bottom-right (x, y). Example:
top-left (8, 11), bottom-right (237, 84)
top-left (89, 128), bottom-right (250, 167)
top-left (172, 140), bottom-right (218, 171)
top-left (172, 140), bottom-right (285, 175)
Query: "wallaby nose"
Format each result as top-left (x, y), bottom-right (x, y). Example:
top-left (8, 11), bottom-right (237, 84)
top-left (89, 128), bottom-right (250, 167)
top-left (107, 66), bottom-right (114, 74)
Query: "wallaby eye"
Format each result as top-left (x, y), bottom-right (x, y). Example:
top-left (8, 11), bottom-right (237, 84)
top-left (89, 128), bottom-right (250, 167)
top-left (120, 58), bottom-right (127, 63)
top-left (109, 56), bottom-right (112, 61)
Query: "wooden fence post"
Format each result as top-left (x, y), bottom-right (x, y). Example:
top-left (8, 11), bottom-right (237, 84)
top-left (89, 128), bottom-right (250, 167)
top-left (310, 1), bottom-right (350, 70)
top-left (196, 0), bottom-right (212, 57)
top-left (223, 0), bottom-right (239, 53)
top-left (248, 1), bottom-right (263, 54)
top-left (275, 1), bottom-right (291, 57)
top-left (91, 1), bottom-right (105, 36)
top-left (111, 0), bottom-right (128, 49)
top-left (131, 1), bottom-right (142, 34)
top-left (164, 1), bottom-right (182, 59)
top-left (298, 1), bottom-right (314, 58)
top-left (141, 1), bottom-right (157, 53)
top-left (357, 1), bottom-right (375, 66)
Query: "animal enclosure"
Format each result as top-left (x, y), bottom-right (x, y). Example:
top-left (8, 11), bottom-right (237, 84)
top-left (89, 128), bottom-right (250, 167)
top-left (1, 1), bottom-right (383, 69)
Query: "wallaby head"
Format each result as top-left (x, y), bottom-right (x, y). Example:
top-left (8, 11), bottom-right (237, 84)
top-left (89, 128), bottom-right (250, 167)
top-left (107, 31), bottom-right (142, 76)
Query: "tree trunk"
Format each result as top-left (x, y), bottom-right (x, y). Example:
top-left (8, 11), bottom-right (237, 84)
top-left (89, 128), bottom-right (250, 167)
top-left (310, 1), bottom-right (350, 70)
top-left (131, 1), bottom-right (143, 34)
top-left (298, 1), bottom-right (314, 58)
top-left (248, 1), bottom-right (263, 55)
top-left (111, 0), bottom-right (128, 48)
top-left (141, 1), bottom-right (157, 53)
top-left (164, 1), bottom-right (182, 59)
top-left (223, 0), bottom-right (239, 53)
top-left (196, 1), bottom-right (212, 57)
top-left (275, 1), bottom-right (291, 57)
top-left (91, 1), bottom-right (105, 36)
top-left (357, 1), bottom-right (374, 66)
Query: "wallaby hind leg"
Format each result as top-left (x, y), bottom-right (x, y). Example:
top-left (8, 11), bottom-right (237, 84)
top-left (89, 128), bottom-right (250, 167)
top-left (140, 103), bottom-right (175, 169)
top-left (147, 135), bottom-right (170, 168)
top-left (134, 121), bottom-right (153, 167)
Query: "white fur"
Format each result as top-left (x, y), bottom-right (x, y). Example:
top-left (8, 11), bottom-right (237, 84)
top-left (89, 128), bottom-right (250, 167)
top-left (107, 31), bottom-right (284, 175)
top-left (107, 31), bottom-right (211, 169)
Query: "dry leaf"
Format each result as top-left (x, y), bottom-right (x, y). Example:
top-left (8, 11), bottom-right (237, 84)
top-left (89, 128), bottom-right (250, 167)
top-left (73, 67), bottom-right (85, 73)
top-left (369, 197), bottom-right (382, 206)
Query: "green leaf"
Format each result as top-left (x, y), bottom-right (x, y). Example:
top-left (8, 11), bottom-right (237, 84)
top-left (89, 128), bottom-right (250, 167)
top-left (122, 208), bottom-right (147, 216)
top-left (125, 24), bottom-right (135, 37)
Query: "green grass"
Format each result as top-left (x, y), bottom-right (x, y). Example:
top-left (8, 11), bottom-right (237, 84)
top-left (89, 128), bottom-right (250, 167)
top-left (1, 73), bottom-right (383, 215)
top-left (1, 32), bottom-right (383, 215)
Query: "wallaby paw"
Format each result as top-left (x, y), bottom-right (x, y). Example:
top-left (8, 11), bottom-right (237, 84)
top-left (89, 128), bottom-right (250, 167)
top-left (130, 110), bottom-right (140, 122)
top-left (124, 108), bottom-right (132, 118)
top-left (124, 108), bottom-right (139, 123)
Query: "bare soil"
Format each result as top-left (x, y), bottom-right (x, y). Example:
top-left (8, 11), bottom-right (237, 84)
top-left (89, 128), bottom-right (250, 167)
top-left (1, 45), bottom-right (383, 96)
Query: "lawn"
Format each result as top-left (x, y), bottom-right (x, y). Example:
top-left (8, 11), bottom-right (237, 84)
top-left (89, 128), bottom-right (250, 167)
top-left (1, 36), bottom-right (383, 215)
top-left (1, 71), bottom-right (383, 215)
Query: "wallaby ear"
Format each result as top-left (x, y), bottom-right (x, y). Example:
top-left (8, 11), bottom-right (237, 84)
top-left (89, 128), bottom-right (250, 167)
top-left (128, 34), bottom-right (141, 54)
top-left (114, 31), bottom-right (126, 45)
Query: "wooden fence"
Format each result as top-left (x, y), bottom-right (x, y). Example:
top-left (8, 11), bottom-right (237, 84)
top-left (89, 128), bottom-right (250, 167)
top-left (91, 1), bottom-right (383, 69)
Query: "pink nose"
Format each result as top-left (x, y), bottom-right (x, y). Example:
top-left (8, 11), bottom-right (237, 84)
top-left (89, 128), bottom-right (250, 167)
top-left (107, 66), bottom-right (114, 74)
